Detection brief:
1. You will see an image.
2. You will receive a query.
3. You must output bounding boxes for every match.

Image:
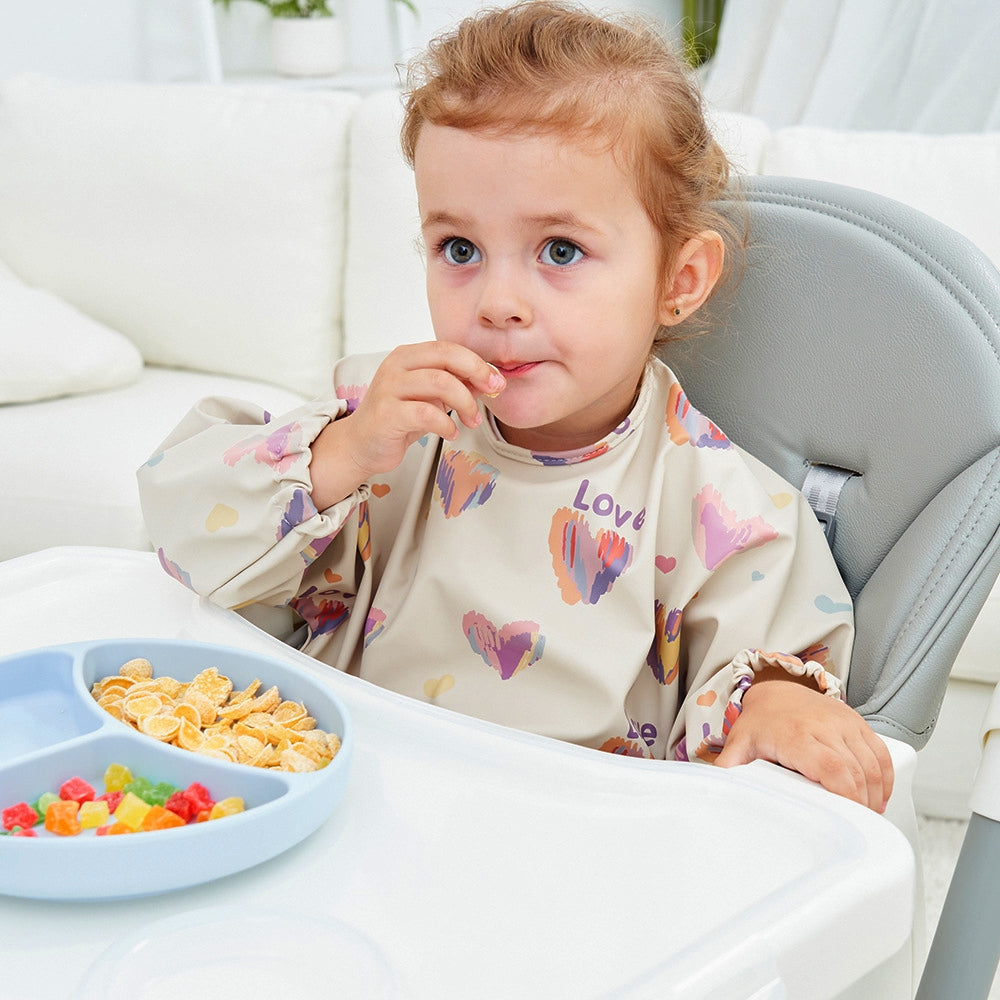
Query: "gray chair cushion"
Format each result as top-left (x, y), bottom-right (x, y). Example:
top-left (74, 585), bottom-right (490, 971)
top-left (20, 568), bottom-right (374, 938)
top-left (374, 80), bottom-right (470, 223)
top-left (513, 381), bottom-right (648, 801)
top-left (661, 175), bottom-right (1000, 747)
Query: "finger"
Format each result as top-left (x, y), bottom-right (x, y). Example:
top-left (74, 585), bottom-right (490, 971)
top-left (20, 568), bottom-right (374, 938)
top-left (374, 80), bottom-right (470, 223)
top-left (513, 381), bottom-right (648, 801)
top-left (391, 341), bottom-right (506, 398)
top-left (395, 368), bottom-right (484, 431)
top-left (865, 729), bottom-right (894, 812)
top-left (842, 732), bottom-right (887, 812)
top-left (713, 727), bottom-right (755, 769)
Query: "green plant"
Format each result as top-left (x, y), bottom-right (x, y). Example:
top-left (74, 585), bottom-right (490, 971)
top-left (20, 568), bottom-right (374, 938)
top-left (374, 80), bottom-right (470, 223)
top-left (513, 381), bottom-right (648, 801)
top-left (214, 0), bottom-right (417, 16)
top-left (681, 0), bottom-right (725, 67)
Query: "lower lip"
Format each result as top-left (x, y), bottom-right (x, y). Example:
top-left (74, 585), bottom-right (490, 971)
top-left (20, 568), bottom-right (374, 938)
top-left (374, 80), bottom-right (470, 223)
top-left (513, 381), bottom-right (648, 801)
top-left (495, 362), bottom-right (539, 378)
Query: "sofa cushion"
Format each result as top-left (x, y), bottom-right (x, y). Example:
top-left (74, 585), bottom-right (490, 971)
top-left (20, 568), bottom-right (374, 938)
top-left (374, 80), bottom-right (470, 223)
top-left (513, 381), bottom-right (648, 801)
top-left (0, 257), bottom-right (143, 403)
top-left (706, 109), bottom-right (770, 176)
top-left (343, 89), bottom-right (434, 357)
top-left (0, 366), bottom-right (307, 560)
top-left (0, 75), bottom-right (360, 397)
top-left (762, 126), bottom-right (1000, 269)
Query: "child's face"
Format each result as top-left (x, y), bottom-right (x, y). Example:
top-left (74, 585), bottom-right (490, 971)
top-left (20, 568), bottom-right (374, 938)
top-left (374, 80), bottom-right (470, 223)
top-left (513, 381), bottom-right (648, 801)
top-left (415, 124), bottom-right (673, 453)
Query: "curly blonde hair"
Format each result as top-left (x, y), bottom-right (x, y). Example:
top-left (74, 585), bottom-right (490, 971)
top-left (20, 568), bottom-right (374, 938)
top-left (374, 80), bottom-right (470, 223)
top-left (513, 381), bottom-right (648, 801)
top-left (401, 0), bottom-right (739, 330)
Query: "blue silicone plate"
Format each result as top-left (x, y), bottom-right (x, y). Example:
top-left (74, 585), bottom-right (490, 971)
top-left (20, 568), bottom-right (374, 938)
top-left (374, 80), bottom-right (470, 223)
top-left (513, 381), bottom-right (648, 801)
top-left (0, 638), bottom-right (352, 900)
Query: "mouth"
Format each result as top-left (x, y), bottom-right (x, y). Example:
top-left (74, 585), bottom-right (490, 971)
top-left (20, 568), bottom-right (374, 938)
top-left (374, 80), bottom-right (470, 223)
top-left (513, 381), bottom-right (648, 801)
top-left (493, 361), bottom-right (539, 378)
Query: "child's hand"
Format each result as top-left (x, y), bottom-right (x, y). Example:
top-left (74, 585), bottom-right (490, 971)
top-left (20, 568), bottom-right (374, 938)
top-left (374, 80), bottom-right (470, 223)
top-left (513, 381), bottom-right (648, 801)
top-left (714, 674), bottom-right (894, 812)
top-left (310, 342), bottom-right (504, 509)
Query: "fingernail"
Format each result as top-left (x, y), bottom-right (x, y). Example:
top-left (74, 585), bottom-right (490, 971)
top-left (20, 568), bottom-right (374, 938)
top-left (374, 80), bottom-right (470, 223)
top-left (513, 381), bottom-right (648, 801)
top-left (486, 365), bottom-right (505, 397)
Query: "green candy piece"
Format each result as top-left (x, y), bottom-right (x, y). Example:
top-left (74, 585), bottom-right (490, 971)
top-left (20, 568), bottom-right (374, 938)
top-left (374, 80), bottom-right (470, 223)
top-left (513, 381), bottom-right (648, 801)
top-left (147, 782), bottom-right (180, 807)
top-left (123, 776), bottom-right (153, 801)
top-left (33, 792), bottom-right (59, 819)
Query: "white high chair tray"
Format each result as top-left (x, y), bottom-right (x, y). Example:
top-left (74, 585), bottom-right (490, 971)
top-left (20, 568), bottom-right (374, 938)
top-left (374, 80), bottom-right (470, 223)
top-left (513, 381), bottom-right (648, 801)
top-left (0, 548), bottom-right (915, 1000)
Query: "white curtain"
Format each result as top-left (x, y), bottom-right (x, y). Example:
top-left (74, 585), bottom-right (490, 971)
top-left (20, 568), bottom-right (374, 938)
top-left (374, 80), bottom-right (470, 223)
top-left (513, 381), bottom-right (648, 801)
top-left (702, 0), bottom-right (1000, 132)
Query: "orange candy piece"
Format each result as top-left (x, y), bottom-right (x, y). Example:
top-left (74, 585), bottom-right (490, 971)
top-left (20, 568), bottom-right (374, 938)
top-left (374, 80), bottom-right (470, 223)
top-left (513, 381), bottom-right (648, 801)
top-left (139, 805), bottom-right (186, 832)
top-left (44, 799), bottom-right (81, 836)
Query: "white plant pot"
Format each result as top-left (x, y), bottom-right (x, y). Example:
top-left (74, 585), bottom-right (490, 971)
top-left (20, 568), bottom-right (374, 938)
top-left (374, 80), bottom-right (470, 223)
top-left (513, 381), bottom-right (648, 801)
top-left (271, 17), bottom-right (345, 78)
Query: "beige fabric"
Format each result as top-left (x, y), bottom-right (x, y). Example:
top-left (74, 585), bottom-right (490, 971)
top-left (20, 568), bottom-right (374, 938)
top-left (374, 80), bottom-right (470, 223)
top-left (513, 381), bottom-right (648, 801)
top-left (138, 353), bottom-right (852, 761)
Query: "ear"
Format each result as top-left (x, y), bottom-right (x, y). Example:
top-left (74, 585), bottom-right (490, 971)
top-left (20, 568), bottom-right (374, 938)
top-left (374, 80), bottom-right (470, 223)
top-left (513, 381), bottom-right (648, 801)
top-left (657, 230), bottom-right (725, 326)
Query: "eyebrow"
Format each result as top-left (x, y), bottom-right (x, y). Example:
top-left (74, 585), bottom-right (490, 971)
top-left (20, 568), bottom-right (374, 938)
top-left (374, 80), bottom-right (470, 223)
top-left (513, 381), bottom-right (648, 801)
top-left (420, 209), bottom-right (602, 236)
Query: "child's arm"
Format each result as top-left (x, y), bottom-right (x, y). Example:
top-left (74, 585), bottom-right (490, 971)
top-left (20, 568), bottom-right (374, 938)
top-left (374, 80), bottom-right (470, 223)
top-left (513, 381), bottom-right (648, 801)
top-left (663, 451), bottom-right (892, 811)
top-left (137, 344), bottom-right (503, 611)
top-left (715, 666), bottom-right (894, 813)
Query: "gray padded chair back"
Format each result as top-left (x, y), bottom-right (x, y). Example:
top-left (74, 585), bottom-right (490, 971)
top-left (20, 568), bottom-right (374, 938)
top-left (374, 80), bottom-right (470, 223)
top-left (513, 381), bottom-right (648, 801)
top-left (661, 175), bottom-right (1000, 749)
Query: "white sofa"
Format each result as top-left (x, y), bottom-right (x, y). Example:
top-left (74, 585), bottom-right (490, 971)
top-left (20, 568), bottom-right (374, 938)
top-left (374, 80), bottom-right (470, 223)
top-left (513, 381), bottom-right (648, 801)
top-left (1, 73), bottom-right (997, 816)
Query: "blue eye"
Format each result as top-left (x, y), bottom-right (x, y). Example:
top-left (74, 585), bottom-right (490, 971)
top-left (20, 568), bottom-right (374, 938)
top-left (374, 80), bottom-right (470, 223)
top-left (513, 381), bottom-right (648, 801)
top-left (441, 237), bottom-right (481, 265)
top-left (542, 239), bottom-right (584, 266)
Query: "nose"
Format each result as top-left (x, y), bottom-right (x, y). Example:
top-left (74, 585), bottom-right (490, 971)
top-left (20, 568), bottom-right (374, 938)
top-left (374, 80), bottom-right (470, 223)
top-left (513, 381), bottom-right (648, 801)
top-left (477, 262), bottom-right (533, 329)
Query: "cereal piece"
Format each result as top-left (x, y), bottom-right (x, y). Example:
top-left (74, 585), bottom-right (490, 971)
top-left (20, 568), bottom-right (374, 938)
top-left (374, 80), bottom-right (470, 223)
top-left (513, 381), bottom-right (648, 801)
top-left (96, 677), bottom-right (134, 697)
top-left (174, 717), bottom-right (205, 752)
top-left (208, 797), bottom-right (244, 820)
top-left (182, 690), bottom-right (217, 726)
top-left (149, 676), bottom-right (185, 699)
top-left (2, 802), bottom-right (39, 832)
top-left (249, 744), bottom-right (277, 768)
top-left (79, 800), bottom-right (111, 829)
top-left (59, 776), bottom-right (96, 804)
top-left (139, 805), bottom-right (186, 832)
top-left (271, 700), bottom-right (307, 726)
top-left (234, 735), bottom-right (266, 764)
top-left (114, 791), bottom-right (152, 831)
top-left (122, 692), bottom-right (165, 723)
top-left (138, 714), bottom-right (181, 742)
top-left (45, 799), bottom-right (81, 836)
top-left (97, 699), bottom-right (125, 722)
top-left (172, 702), bottom-right (201, 727)
top-left (279, 747), bottom-right (322, 773)
top-left (119, 657), bottom-right (154, 680)
top-left (228, 678), bottom-right (262, 706)
top-left (188, 667), bottom-right (233, 707)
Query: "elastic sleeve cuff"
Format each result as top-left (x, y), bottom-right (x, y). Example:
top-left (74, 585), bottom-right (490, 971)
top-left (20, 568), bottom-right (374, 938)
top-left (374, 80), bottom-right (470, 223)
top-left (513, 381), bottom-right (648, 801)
top-left (730, 648), bottom-right (845, 703)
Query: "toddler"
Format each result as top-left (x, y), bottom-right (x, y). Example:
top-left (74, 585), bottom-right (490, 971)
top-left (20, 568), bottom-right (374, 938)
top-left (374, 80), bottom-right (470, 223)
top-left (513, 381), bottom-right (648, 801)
top-left (138, 1), bottom-right (892, 810)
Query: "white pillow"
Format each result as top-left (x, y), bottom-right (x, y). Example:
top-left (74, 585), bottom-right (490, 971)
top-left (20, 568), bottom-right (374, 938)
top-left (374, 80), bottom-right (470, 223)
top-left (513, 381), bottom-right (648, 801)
top-left (0, 75), bottom-right (360, 397)
top-left (0, 258), bottom-right (142, 403)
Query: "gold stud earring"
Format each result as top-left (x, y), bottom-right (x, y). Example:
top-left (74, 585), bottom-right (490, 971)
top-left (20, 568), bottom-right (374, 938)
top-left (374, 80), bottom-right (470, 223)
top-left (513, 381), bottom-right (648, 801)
top-left (672, 306), bottom-right (682, 317)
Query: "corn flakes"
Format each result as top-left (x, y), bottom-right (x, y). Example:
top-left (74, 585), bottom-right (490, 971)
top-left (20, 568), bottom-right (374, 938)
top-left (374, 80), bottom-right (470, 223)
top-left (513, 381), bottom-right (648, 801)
top-left (90, 657), bottom-right (340, 772)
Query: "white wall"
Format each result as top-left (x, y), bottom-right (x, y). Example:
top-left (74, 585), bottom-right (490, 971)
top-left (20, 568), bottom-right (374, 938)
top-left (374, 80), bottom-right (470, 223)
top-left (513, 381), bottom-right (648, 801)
top-left (0, 0), bottom-right (682, 83)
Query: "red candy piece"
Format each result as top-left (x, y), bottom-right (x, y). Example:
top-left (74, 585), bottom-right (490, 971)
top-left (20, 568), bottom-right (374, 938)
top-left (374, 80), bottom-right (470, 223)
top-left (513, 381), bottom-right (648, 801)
top-left (59, 776), bottom-right (96, 805)
top-left (2, 802), bottom-right (39, 832)
top-left (164, 791), bottom-right (194, 823)
top-left (97, 790), bottom-right (124, 813)
top-left (183, 782), bottom-right (215, 814)
top-left (11, 827), bottom-right (38, 838)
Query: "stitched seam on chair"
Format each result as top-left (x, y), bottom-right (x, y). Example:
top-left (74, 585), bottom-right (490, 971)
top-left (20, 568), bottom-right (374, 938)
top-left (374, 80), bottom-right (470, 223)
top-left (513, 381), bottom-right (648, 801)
top-left (753, 188), bottom-right (1000, 367)
top-left (891, 450), bottom-right (1000, 659)
top-left (866, 714), bottom-right (932, 741)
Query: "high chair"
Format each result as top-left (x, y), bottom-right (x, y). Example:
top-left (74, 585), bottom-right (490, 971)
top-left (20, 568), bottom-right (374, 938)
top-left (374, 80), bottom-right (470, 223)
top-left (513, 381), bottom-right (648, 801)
top-left (661, 175), bottom-right (1000, 998)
